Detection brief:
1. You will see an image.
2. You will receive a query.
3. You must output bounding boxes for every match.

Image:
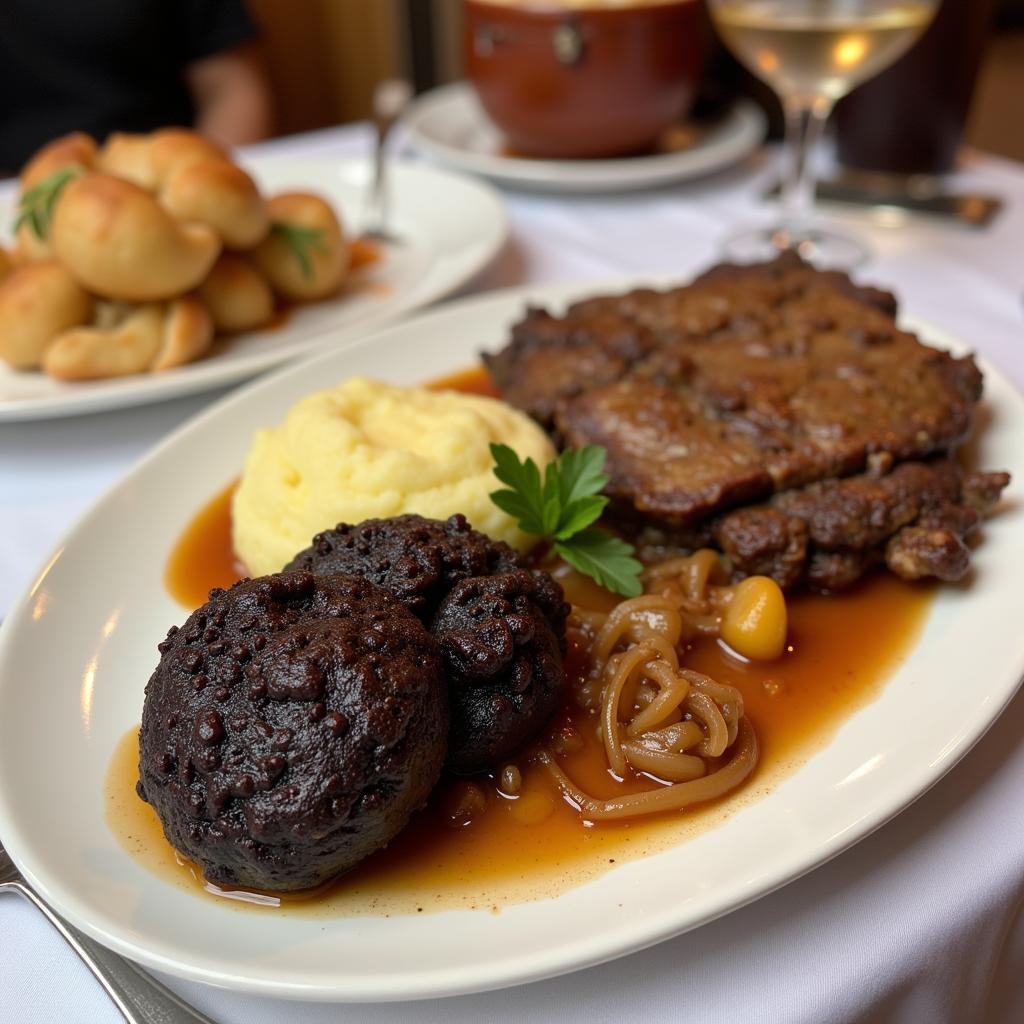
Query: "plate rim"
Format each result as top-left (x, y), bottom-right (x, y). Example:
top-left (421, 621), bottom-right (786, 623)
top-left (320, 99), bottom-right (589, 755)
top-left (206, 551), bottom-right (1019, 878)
top-left (404, 82), bottom-right (768, 193)
top-left (1, 274), bottom-right (1022, 1001)
top-left (0, 156), bottom-right (508, 423)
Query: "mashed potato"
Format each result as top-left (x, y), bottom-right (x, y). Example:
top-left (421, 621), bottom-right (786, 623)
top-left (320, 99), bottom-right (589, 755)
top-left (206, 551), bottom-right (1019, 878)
top-left (233, 377), bottom-right (556, 577)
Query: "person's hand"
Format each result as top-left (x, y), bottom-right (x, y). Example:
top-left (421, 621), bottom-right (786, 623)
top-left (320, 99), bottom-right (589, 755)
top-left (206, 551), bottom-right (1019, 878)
top-left (186, 41), bottom-right (274, 147)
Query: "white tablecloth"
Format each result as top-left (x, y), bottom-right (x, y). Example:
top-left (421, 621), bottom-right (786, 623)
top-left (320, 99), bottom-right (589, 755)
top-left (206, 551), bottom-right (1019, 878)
top-left (3, 125), bottom-right (1024, 1024)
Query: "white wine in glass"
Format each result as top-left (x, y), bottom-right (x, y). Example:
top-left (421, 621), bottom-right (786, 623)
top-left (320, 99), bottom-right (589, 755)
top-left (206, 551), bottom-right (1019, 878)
top-left (709, 0), bottom-right (938, 267)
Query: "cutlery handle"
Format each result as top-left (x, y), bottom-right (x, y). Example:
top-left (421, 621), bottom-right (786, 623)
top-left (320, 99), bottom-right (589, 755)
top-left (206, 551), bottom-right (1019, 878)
top-left (17, 882), bottom-right (218, 1024)
top-left (368, 78), bottom-right (413, 228)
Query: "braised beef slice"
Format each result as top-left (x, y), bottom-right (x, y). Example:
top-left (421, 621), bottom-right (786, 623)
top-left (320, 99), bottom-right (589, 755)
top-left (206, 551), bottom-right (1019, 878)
top-left (671, 461), bottom-right (1006, 591)
top-left (486, 253), bottom-right (985, 527)
top-left (486, 253), bottom-right (1008, 590)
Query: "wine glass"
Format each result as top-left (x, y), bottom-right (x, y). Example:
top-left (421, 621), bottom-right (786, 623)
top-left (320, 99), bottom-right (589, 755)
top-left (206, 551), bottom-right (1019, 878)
top-left (708, 0), bottom-right (939, 268)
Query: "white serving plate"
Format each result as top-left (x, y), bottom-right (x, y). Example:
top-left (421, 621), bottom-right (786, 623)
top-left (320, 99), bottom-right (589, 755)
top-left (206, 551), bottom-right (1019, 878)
top-left (0, 156), bottom-right (507, 421)
top-left (404, 82), bottom-right (767, 194)
top-left (0, 278), bottom-right (1021, 1002)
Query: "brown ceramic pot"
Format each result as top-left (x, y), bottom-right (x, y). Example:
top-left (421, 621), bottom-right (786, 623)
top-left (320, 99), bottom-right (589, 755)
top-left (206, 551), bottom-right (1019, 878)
top-left (464, 0), bottom-right (705, 159)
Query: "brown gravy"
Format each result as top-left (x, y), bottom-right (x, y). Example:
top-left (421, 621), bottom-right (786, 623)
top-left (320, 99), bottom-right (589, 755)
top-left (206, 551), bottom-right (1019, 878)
top-left (348, 237), bottom-right (385, 272)
top-left (113, 367), bottom-right (934, 916)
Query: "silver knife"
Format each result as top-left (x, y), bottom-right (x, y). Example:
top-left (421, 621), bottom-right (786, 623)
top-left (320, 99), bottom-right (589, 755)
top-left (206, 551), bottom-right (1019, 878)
top-left (765, 172), bottom-right (1003, 227)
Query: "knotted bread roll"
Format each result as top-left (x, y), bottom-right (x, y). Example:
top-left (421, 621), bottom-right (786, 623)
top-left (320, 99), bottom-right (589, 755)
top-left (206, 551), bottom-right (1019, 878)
top-left (161, 159), bottom-right (268, 250)
top-left (20, 131), bottom-right (97, 190)
top-left (150, 295), bottom-right (216, 372)
top-left (98, 128), bottom-right (225, 191)
top-left (44, 296), bottom-right (214, 380)
top-left (99, 129), bottom-right (267, 248)
top-left (147, 128), bottom-right (230, 182)
top-left (16, 132), bottom-right (99, 264)
top-left (50, 174), bottom-right (221, 301)
top-left (0, 263), bottom-right (93, 370)
top-left (253, 193), bottom-right (349, 301)
top-left (198, 254), bottom-right (275, 333)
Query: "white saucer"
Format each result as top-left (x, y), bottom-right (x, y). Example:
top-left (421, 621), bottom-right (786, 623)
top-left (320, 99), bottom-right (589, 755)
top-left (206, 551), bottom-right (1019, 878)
top-left (404, 82), bottom-right (767, 194)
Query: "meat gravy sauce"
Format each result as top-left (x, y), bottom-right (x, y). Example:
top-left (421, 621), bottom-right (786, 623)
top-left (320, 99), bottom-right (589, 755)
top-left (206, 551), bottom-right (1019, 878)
top-left (111, 367), bottom-right (933, 916)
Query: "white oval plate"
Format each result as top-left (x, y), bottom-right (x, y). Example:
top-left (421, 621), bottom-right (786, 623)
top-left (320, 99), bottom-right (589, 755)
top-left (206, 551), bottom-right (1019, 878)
top-left (0, 279), bottom-right (1022, 1002)
top-left (404, 82), bottom-right (767, 194)
top-left (0, 156), bottom-right (507, 422)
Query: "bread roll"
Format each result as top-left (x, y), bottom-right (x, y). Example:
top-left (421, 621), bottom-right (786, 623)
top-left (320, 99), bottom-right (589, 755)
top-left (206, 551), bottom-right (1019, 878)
top-left (95, 132), bottom-right (157, 189)
top-left (151, 296), bottom-right (215, 371)
top-left (0, 263), bottom-right (93, 370)
top-left (161, 159), bottom-right (269, 250)
top-left (44, 295), bottom-right (214, 379)
top-left (50, 174), bottom-right (221, 301)
top-left (0, 248), bottom-right (11, 282)
top-left (198, 254), bottom-right (274, 333)
top-left (15, 133), bottom-right (99, 263)
top-left (98, 128), bottom-right (226, 191)
top-left (20, 132), bottom-right (97, 190)
top-left (147, 128), bottom-right (228, 182)
top-left (252, 193), bottom-right (349, 301)
top-left (44, 304), bottom-right (164, 380)
top-left (14, 222), bottom-right (53, 265)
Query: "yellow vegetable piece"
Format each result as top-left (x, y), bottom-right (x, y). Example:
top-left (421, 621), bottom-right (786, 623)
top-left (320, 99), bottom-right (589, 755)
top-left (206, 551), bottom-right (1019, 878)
top-left (720, 575), bottom-right (788, 661)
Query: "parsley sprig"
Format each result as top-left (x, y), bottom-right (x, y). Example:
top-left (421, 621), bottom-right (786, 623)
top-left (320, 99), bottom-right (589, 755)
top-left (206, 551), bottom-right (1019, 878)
top-left (14, 164), bottom-right (86, 240)
top-left (489, 443), bottom-right (643, 597)
top-left (270, 221), bottom-right (327, 281)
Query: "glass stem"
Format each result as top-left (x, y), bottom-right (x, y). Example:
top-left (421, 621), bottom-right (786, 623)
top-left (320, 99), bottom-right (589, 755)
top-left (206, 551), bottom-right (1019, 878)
top-left (779, 96), bottom-right (833, 246)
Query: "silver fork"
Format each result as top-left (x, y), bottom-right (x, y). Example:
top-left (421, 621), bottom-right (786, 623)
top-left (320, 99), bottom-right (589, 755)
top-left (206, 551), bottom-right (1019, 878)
top-left (0, 840), bottom-right (218, 1023)
top-left (360, 77), bottom-right (413, 245)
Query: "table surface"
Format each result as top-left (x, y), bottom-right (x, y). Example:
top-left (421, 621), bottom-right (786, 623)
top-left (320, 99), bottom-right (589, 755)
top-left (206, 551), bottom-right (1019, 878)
top-left (3, 124), bottom-right (1024, 1024)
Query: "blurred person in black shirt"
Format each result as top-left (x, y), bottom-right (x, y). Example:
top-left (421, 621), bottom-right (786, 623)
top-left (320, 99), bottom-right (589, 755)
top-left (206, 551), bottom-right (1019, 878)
top-left (0, 0), bottom-right (273, 175)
